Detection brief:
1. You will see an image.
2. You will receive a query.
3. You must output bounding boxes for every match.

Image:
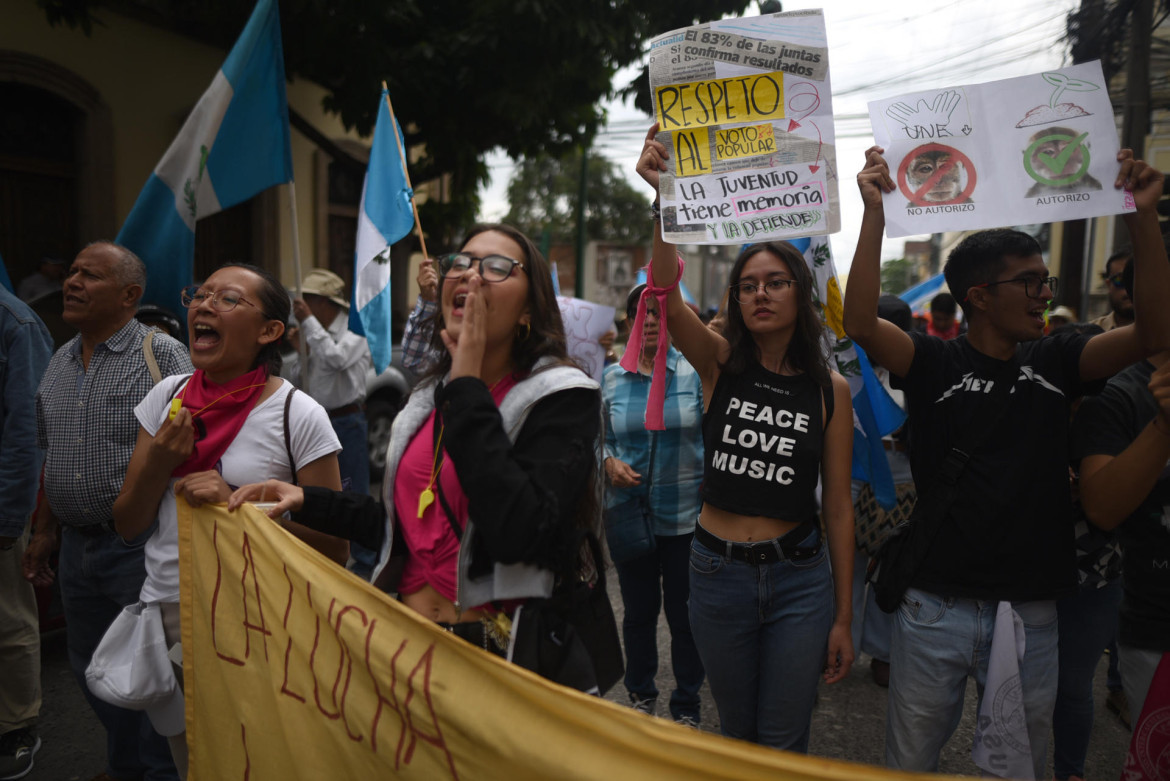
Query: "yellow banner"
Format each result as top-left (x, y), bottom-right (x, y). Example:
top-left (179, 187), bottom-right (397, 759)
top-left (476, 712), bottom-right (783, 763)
top-left (179, 501), bottom-right (944, 780)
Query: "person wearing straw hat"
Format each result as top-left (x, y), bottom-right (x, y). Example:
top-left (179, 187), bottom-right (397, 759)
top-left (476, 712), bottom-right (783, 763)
top-left (292, 269), bottom-right (376, 577)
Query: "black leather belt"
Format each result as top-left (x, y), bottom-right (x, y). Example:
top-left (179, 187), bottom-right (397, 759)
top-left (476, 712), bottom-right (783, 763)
top-left (694, 520), bottom-right (820, 564)
top-left (328, 402), bottom-right (364, 418)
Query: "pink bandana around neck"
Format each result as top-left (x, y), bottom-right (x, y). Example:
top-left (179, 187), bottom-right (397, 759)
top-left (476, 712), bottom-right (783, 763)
top-left (619, 256), bottom-right (685, 430)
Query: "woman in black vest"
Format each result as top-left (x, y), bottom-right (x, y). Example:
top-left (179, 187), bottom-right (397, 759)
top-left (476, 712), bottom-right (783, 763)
top-left (635, 124), bottom-right (855, 751)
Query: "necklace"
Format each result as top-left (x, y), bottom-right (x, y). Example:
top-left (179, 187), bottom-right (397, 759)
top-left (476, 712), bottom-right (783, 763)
top-left (170, 381), bottom-right (268, 420)
top-left (416, 373), bottom-right (512, 520)
top-left (417, 423), bottom-right (444, 519)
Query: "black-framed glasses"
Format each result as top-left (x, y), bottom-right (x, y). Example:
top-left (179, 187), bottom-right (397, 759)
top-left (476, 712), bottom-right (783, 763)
top-left (729, 278), bottom-right (795, 305)
top-left (437, 253), bottom-right (526, 283)
top-left (965, 275), bottom-right (1058, 301)
top-left (1104, 273), bottom-right (1126, 289)
top-left (180, 285), bottom-right (263, 314)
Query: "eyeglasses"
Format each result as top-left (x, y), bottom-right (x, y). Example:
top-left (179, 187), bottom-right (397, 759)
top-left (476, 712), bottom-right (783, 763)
top-left (180, 285), bottom-right (263, 314)
top-left (437, 253), bottom-right (526, 283)
top-left (729, 278), bottom-right (795, 305)
top-left (1104, 273), bottom-right (1126, 289)
top-left (965, 275), bottom-right (1058, 301)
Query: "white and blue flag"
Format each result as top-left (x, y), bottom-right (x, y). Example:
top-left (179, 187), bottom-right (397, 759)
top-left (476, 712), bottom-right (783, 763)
top-left (116, 0), bottom-right (293, 314)
top-left (348, 89), bottom-right (414, 373)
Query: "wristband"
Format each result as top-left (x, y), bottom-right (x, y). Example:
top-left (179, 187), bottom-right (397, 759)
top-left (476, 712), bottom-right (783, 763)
top-left (650, 201), bottom-right (661, 222)
top-left (619, 255), bottom-right (686, 431)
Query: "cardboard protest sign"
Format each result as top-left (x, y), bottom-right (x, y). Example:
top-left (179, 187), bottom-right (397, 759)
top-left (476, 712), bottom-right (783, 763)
top-left (558, 296), bottom-right (616, 382)
top-left (179, 500), bottom-right (949, 780)
top-left (648, 10), bottom-right (839, 245)
top-left (868, 61), bottom-right (1133, 238)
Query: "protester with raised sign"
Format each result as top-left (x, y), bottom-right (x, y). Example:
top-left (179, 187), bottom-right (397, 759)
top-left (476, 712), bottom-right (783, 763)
top-left (231, 224), bottom-right (615, 693)
top-left (112, 264), bottom-right (345, 776)
top-left (846, 146), bottom-right (1168, 777)
top-left (634, 124), bottom-right (855, 752)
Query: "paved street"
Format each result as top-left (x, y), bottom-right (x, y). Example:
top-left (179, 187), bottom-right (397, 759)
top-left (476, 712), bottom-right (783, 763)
top-left (27, 571), bottom-right (1130, 779)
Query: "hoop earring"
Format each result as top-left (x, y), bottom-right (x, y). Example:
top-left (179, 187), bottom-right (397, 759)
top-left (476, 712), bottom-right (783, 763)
top-left (516, 322), bottom-right (531, 342)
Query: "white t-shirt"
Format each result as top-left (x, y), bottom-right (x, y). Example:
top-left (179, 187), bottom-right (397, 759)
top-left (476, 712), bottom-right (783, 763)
top-left (135, 375), bottom-right (341, 602)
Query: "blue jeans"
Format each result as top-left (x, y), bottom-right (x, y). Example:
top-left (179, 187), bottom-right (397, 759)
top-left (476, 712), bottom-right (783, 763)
top-left (332, 411), bottom-right (375, 578)
top-left (886, 588), bottom-right (1058, 778)
top-left (688, 527), bottom-right (832, 751)
top-left (58, 526), bottom-right (177, 780)
top-left (614, 532), bottom-right (704, 721)
top-left (1053, 579), bottom-right (1122, 780)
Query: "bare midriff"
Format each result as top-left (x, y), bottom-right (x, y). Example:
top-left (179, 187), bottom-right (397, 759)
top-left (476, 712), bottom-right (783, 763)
top-left (400, 583), bottom-right (486, 625)
top-left (698, 502), bottom-right (803, 543)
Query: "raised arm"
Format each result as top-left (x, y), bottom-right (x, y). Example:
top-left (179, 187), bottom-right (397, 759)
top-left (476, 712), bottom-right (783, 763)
top-left (843, 146), bottom-right (915, 378)
top-left (1078, 361), bottom-right (1170, 529)
top-left (113, 409), bottom-right (195, 540)
top-left (1079, 154), bottom-right (1170, 380)
top-left (636, 123), bottom-right (728, 384)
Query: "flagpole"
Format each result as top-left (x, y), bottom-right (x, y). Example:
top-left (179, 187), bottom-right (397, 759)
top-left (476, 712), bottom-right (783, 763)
top-left (381, 82), bottom-right (429, 261)
top-left (287, 180), bottom-right (310, 395)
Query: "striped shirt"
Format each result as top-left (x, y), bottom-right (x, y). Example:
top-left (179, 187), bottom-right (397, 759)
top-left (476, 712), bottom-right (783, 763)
top-left (36, 318), bottom-right (192, 527)
top-left (602, 346), bottom-right (704, 536)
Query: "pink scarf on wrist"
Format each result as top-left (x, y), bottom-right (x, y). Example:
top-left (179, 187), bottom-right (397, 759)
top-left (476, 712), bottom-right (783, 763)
top-left (619, 256), bottom-right (685, 431)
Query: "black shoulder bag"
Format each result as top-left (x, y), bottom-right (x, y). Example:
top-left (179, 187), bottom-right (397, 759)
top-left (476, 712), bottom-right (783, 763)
top-left (867, 357), bottom-right (1019, 613)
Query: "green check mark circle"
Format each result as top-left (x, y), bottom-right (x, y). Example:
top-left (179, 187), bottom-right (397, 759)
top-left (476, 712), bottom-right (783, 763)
top-left (1024, 131), bottom-right (1091, 186)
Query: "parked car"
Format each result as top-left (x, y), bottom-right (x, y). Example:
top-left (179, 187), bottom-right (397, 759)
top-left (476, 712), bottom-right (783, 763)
top-left (365, 346), bottom-right (418, 479)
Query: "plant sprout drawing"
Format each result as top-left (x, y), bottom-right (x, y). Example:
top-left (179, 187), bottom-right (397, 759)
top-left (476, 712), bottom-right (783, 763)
top-left (1016, 72), bottom-right (1100, 127)
top-left (1042, 72), bottom-right (1099, 107)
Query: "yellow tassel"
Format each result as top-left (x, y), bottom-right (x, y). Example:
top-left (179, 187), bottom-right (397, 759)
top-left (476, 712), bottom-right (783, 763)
top-left (482, 613), bottom-right (513, 651)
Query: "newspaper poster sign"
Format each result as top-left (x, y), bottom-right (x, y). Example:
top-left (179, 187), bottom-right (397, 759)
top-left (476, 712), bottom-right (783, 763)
top-left (648, 10), bottom-right (839, 245)
top-left (868, 60), bottom-right (1134, 238)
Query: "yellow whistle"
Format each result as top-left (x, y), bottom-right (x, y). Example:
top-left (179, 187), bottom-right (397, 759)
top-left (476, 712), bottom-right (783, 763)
top-left (169, 398), bottom-right (182, 420)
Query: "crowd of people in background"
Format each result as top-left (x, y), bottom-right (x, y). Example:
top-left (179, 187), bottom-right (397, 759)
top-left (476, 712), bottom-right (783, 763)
top-left (0, 129), bottom-right (1167, 781)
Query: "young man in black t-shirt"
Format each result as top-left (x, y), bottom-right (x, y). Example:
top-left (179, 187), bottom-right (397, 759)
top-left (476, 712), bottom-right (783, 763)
top-left (844, 147), bottom-right (1169, 777)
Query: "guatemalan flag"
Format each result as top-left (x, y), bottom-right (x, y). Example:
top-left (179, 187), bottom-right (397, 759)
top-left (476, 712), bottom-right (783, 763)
top-left (788, 235), bottom-right (907, 509)
top-left (348, 89), bottom-right (414, 373)
top-left (116, 0), bottom-right (293, 314)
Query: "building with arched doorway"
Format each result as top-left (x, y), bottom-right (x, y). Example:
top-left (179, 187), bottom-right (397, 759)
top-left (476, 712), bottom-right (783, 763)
top-left (1, 1), bottom-right (436, 344)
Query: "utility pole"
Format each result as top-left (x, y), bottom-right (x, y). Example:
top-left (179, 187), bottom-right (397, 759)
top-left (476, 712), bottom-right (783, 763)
top-left (1114, 0), bottom-right (1153, 251)
top-left (575, 146), bottom-right (588, 298)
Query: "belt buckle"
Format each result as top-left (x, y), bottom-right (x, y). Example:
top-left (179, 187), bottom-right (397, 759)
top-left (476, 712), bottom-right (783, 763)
top-left (742, 541), bottom-right (772, 564)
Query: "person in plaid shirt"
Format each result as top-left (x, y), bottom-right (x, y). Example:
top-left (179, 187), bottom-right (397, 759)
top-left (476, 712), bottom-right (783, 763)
top-left (24, 242), bottom-right (190, 781)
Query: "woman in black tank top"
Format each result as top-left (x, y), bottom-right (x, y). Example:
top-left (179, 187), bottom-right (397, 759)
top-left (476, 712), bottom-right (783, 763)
top-left (635, 124), bottom-right (856, 751)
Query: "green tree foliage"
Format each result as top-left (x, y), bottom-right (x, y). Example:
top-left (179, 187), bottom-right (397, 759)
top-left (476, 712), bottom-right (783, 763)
top-left (39, 0), bottom-right (751, 245)
top-left (880, 257), bottom-right (918, 295)
top-left (503, 150), bottom-right (651, 245)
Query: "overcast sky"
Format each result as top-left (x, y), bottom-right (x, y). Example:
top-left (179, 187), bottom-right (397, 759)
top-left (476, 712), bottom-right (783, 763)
top-left (477, 0), bottom-right (1081, 277)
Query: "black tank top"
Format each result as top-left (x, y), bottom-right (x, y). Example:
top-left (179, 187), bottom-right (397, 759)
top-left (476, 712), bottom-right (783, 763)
top-left (701, 363), bottom-right (829, 522)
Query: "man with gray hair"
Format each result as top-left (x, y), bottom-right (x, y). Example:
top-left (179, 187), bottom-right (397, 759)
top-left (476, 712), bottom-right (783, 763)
top-left (24, 241), bottom-right (191, 781)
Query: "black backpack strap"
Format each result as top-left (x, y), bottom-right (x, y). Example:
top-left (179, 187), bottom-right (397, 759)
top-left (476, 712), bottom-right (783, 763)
top-left (284, 386), bottom-right (298, 485)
